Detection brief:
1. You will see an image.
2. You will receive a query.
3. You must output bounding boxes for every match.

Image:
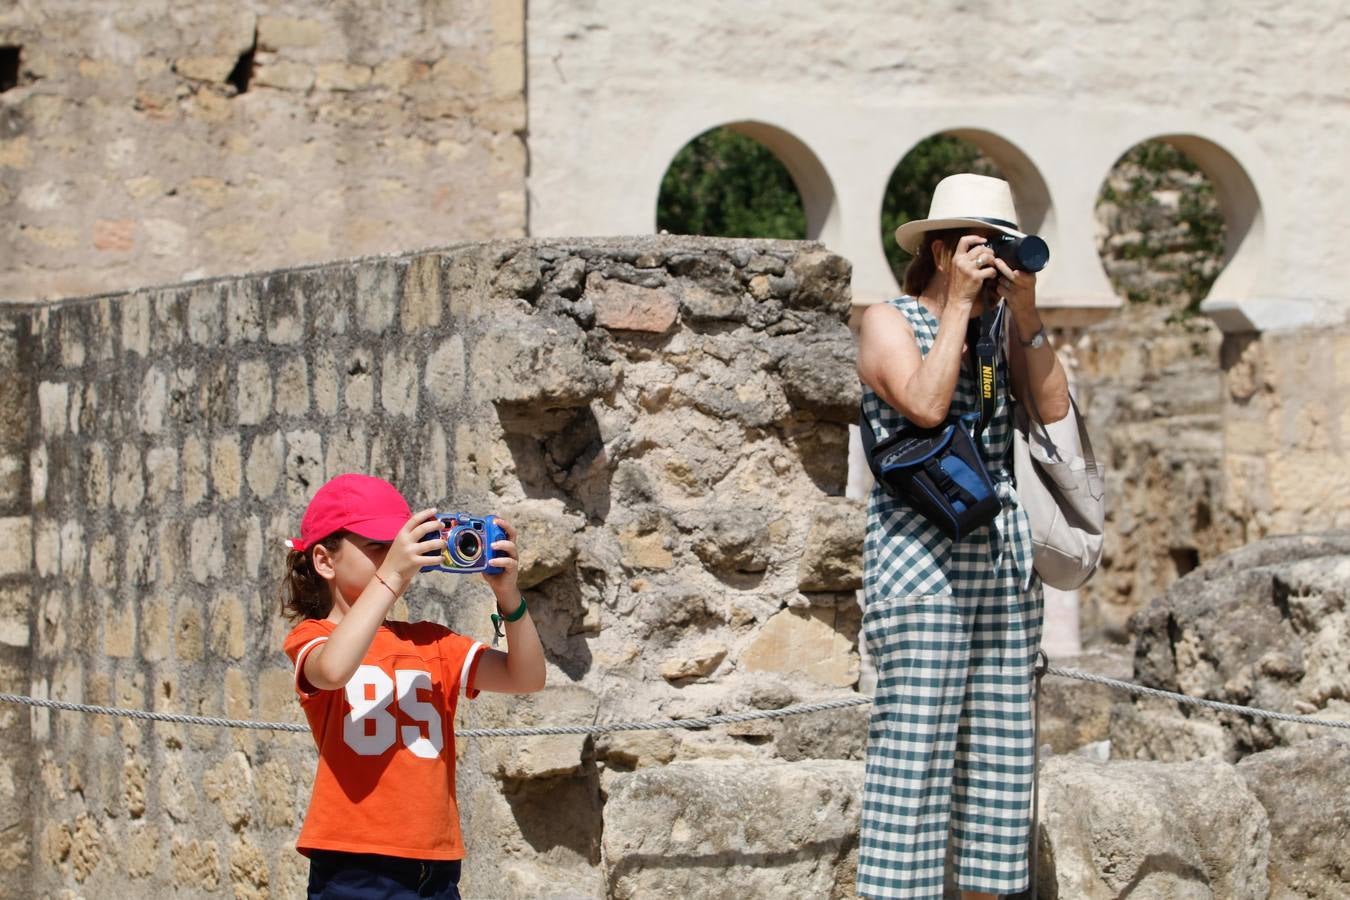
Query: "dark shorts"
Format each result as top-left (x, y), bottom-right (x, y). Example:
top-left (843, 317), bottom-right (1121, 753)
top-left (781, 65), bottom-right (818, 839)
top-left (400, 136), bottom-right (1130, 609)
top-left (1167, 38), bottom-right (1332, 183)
top-left (306, 850), bottom-right (462, 900)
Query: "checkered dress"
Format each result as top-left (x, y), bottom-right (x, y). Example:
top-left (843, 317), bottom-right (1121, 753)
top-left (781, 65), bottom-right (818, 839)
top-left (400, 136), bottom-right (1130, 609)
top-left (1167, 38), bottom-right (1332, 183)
top-left (857, 296), bottom-right (1044, 899)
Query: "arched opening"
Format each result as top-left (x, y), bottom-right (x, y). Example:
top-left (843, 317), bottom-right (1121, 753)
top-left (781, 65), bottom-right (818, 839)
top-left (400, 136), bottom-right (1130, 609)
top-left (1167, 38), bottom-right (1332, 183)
top-left (879, 131), bottom-right (1052, 290)
top-left (656, 121), bottom-right (839, 244)
top-left (1094, 138), bottom-right (1235, 317)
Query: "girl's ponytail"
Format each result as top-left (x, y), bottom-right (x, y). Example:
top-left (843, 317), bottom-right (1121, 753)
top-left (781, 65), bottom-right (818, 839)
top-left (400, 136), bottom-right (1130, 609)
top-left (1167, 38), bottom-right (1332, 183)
top-left (280, 533), bottom-right (345, 620)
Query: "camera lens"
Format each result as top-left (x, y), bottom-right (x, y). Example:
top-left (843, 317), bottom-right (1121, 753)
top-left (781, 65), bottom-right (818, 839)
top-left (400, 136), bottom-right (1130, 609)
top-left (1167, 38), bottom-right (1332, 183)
top-left (454, 529), bottom-right (482, 563)
top-left (1015, 235), bottom-right (1050, 272)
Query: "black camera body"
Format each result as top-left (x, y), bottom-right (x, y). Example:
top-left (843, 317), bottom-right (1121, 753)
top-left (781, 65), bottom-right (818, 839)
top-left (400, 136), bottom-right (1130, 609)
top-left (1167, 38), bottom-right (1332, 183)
top-left (989, 233), bottom-right (1050, 273)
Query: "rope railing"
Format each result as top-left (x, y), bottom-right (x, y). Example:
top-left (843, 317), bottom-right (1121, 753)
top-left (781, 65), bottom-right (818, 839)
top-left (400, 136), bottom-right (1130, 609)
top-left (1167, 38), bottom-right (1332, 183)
top-left (3, 665), bottom-right (1348, 736)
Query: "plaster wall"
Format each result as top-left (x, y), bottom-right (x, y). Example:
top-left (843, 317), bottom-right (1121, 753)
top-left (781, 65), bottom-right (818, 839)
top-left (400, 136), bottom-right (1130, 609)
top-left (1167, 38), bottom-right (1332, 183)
top-left (0, 0), bottom-right (527, 303)
top-left (527, 0), bottom-right (1350, 326)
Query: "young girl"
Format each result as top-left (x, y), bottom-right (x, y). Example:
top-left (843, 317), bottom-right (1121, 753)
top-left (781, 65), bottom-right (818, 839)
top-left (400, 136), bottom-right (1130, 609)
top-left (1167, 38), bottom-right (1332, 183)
top-left (280, 473), bottom-right (546, 900)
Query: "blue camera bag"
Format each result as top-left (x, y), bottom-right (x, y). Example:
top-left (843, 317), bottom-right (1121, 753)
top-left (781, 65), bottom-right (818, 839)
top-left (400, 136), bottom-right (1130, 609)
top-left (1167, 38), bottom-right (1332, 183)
top-left (861, 305), bottom-right (1004, 541)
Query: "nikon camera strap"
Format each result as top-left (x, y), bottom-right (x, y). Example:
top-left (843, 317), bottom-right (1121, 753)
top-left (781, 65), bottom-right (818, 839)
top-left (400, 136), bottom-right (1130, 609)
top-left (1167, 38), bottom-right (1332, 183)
top-left (971, 302), bottom-right (1005, 437)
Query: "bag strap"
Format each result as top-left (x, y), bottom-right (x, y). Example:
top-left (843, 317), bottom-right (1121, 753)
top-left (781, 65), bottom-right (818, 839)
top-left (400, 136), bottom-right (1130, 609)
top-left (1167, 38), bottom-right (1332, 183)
top-left (860, 301), bottom-right (1005, 457)
top-left (1017, 354), bottom-right (1101, 474)
top-left (858, 405), bottom-right (883, 483)
top-left (972, 303), bottom-right (1004, 437)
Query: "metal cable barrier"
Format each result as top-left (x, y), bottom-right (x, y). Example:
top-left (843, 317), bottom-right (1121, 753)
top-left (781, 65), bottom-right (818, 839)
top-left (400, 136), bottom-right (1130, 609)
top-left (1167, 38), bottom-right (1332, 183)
top-left (2, 665), bottom-right (1349, 736)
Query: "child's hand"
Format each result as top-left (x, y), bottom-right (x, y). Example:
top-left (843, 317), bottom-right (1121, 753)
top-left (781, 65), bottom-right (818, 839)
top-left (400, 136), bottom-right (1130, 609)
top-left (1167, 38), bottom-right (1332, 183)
top-left (376, 509), bottom-right (445, 593)
top-left (483, 517), bottom-right (520, 599)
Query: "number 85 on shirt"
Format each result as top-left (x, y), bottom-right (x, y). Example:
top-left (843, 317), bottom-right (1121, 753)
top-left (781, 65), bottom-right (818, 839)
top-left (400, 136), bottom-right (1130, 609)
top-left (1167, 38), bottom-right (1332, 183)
top-left (344, 665), bottom-right (444, 759)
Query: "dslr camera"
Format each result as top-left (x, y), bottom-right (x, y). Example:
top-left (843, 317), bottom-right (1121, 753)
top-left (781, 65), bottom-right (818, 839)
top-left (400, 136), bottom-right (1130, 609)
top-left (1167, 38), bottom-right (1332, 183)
top-left (988, 232), bottom-right (1050, 273)
top-left (421, 513), bottom-right (506, 575)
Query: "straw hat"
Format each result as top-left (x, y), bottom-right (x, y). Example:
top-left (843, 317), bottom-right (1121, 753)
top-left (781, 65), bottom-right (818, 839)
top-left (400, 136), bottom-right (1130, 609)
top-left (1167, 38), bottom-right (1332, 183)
top-left (894, 173), bottom-right (1027, 254)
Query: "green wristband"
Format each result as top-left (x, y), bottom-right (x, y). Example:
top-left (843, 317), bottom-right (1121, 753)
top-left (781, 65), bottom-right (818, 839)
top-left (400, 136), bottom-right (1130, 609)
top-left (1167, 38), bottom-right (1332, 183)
top-left (490, 595), bottom-right (528, 646)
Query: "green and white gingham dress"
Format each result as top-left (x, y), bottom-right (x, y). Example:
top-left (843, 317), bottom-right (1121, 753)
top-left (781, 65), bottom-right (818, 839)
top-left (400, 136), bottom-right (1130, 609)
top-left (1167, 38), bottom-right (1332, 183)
top-left (858, 296), bottom-right (1044, 900)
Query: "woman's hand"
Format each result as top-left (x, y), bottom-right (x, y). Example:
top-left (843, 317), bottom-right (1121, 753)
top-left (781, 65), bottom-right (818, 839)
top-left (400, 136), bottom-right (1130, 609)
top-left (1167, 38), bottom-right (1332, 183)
top-left (948, 234), bottom-right (999, 306)
top-left (993, 257), bottom-right (1038, 318)
top-left (482, 517), bottom-right (520, 604)
top-left (375, 509), bottom-right (445, 594)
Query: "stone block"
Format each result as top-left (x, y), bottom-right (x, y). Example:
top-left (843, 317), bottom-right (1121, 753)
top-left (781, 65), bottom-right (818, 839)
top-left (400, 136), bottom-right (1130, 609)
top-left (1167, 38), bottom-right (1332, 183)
top-left (356, 264), bottom-right (399, 334)
top-left (256, 758), bottom-right (297, 829)
top-left (796, 498), bottom-right (864, 592)
top-left (257, 668), bottom-right (299, 727)
top-left (0, 585), bottom-right (30, 647)
top-left (139, 595), bottom-right (170, 661)
top-left (473, 316), bottom-right (614, 408)
top-left (246, 432), bottom-right (284, 499)
top-left (659, 640), bottom-right (728, 681)
top-left (777, 335), bottom-right (861, 423)
top-left (500, 499), bottom-right (582, 589)
top-left (344, 348), bottom-right (375, 412)
top-left (274, 357), bottom-right (310, 418)
top-left (92, 218), bottom-right (135, 252)
top-left (787, 250), bottom-right (852, 314)
top-left (587, 273), bottom-right (678, 333)
top-left (253, 60), bottom-right (315, 92)
top-left (476, 686), bottom-right (598, 779)
top-left (203, 752), bottom-right (253, 830)
top-left (126, 825), bottom-right (159, 879)
top-left (145, 445), bottom-right (178, 500)
top-left (229, 834), bottom-right (270, 900)
top-left (619, 529), bottom-right (673, 571)
top-left (741, 607), bottom-right (859, 688)
top-left (687, 507), bottom-right (772, 575)
top-left (1038, 754), bottom-right (1269, 899)
top-left (595, 730), bottom-right (678, 770)
top-left (601, 760), bottom-right (861, 899)
top-left (182, 436), bottom-right (208, 508)
top-left (210, 437), bottom-right (242, 500)
top-left (236, 359), bottom-right (273, 426)
top-left (174, 599), bottom-right (205, 661)
top-left (37, 382), bottom-right (67, 436)
top-left (257, 16), bottom-right (327, 49)
top-left (171, 838), bottom-right (220, 891)
top-left (1237, 736), bottom-right (1350, 899)
top-left (380, 351), bottom-right (419, 417)
top-left (0, 518), bottom-right (32, 576)
top-left (401, 254), bottom-right (442, 332)
top-left (211, 593), bottom-right (247, 660)
top-left (284, 431), bottom-right (323, 505)
top-left (1108, 698), bottom-right (1235, 764)
top-left (315, 62), bottom-right (372, 92)
top-left (424, 335), bottom-right (467, 407)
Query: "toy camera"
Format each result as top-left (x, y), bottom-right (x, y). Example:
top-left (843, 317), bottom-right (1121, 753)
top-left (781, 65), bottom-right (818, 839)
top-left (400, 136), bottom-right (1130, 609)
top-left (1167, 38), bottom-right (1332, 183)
top-left (421, 513), bottom-right (506, 575)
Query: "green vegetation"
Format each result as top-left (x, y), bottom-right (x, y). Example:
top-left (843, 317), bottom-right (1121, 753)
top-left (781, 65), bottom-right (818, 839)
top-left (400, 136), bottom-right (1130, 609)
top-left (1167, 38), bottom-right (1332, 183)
top-left (1096, 141), bottom-right (1226, 317)
top-left (656, 128), bottom-right (806, 239)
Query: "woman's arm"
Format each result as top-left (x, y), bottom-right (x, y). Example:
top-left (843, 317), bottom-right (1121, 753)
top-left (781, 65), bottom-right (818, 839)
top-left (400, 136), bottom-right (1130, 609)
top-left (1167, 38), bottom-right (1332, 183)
top-left (467, 518), bottom-right (546, 694)
top-left (857, 235), bottom-right (996, 428)
top-left (997, 260), bottom-right (1070, 423)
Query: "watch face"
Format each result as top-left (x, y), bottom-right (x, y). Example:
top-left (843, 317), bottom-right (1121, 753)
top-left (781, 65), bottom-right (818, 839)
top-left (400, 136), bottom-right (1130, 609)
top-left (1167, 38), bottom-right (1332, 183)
top-left (1031, 332), bottom-right (1045, 349)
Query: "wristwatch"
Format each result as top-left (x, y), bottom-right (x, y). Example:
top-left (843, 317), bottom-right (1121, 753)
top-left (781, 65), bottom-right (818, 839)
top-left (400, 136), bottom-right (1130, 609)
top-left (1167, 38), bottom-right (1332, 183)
top-left (1020, 326), bottom-right (1047, 350)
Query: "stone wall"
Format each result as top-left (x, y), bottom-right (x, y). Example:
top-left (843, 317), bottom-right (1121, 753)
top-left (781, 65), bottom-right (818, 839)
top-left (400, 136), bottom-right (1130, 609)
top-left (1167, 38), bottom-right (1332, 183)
top-left (1058, 307), bottom-right (1245, 644)
top-left (1221, 326), bottom-right (1350, 539)
top-left (0, 304), bottom-right (35, 898)
top-left (0, 1), bottom-right (525, 302)
top-left (2, 236), bottom-right (865, 898)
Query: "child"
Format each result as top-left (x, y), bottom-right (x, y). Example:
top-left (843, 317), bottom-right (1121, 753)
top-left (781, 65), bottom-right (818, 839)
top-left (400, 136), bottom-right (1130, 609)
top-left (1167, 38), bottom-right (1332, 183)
top-left (280, 473), bottom-right (546, 899)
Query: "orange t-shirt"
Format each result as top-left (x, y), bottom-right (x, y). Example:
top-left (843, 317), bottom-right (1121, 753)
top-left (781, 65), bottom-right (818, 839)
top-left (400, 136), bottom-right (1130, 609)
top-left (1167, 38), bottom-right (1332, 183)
top-left (283, 618), bottom-right (486, 860)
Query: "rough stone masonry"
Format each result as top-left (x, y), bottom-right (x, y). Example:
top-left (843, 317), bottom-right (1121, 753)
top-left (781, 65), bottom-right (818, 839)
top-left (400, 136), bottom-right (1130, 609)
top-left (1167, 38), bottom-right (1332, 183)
top-left (0, 236), bottom-right (866, 898)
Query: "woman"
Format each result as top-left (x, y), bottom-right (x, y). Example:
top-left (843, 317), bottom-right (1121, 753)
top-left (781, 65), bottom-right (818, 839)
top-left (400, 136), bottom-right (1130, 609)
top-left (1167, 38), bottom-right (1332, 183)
top-left (855, 173), bottom-right (1069, 900)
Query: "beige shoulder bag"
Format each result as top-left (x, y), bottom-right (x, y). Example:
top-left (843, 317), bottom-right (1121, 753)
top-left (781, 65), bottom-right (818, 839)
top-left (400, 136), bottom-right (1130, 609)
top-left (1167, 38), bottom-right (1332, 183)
top-left (1012, 390), bottom-right (1106, 590)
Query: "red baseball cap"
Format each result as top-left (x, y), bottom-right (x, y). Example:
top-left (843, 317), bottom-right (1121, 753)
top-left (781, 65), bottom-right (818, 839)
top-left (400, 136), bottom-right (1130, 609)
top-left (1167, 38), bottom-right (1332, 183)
top-left (285, 474), bottom-right (412, 552)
